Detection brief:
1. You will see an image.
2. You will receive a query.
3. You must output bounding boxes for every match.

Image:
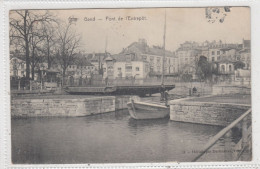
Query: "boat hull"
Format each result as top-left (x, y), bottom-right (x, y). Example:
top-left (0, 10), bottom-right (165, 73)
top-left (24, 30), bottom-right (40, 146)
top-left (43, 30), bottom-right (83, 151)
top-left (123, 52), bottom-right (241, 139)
top-left (127, 100), bottom-right (169, 120)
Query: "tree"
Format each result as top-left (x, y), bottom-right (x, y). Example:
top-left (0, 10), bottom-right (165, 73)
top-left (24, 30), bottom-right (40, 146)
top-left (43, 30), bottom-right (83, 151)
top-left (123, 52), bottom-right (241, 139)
top-left (56, 21), bottom-right (81, 85)
top-left (234, 61), bottom-right (245, 70)
top-left (197, 56), bottom-right (212, 81)
top-left (181, 73), bottom-right (192, 82)
top-left (41, 22), bottom-right (58, 69)
top-left (29, 25), bottom-right (46, 80)
top-left (10, 10), bottom-right (54, 79)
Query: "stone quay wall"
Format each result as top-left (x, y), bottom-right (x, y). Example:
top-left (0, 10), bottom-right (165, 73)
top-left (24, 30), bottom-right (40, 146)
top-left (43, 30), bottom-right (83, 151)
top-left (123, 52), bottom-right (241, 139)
top-left (11, 95), bottom-right (135, 117)
top-left (212, 85), bottom-right (251, 95)
top-left (170, 99), bottom-right (250, 126)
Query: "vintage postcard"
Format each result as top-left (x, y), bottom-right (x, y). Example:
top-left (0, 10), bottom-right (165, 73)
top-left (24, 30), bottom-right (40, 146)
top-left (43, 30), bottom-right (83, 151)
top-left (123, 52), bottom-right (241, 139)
top-left (1, 0), bottom-right (260, 168)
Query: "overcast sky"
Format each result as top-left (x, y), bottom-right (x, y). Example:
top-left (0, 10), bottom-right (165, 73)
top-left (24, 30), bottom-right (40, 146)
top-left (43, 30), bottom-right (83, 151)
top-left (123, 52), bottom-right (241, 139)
top-left (29, 7), bottom-right (252, 54)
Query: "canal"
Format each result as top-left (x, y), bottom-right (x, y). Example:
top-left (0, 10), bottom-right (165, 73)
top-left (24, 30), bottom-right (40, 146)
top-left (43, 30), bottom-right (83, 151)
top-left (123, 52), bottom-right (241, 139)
top-left (12, 109), bottom-right (241, 164)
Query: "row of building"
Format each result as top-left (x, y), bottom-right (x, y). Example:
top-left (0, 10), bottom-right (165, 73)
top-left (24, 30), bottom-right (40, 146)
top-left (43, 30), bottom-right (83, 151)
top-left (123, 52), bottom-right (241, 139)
top-left (102, 38), bottom-right (251, 80)
top-left (10, 38), bottom-right (251, 82)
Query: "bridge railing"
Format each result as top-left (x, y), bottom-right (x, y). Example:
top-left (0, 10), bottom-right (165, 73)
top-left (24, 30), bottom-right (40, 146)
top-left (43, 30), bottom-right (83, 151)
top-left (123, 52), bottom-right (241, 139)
top-left (63, 77), bottom-right (175, 87)
top-left (192, 108), bottom-right (252, 162)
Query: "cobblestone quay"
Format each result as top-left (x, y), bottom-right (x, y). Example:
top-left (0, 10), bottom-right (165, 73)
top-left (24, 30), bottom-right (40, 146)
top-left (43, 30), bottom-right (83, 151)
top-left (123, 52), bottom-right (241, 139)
top-left (11, 95), bottom-right (137, 117)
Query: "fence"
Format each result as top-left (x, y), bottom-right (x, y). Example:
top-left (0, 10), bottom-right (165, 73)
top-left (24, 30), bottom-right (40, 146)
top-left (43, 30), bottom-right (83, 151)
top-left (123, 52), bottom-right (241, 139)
top-left (10, 78), bottom-right (59, 91)
top-left (192, 108), bottom-right (252, 162)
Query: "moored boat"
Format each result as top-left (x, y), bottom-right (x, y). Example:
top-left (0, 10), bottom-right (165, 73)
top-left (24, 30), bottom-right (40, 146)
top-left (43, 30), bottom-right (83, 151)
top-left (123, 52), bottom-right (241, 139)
top-left (127, 98), bottom-right (170, 119)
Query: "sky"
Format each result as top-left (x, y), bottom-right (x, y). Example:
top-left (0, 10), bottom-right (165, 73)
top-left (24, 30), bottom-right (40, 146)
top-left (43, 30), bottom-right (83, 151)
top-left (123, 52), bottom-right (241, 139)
top-left (11, 7), bottom-right (251, 54)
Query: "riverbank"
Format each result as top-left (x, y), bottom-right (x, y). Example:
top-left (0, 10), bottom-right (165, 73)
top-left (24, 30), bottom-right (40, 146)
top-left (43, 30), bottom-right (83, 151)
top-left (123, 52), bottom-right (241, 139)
top-left (169, 94), bottom-right (251, 126)
top-left (11, 95), bottom-right (138, 117)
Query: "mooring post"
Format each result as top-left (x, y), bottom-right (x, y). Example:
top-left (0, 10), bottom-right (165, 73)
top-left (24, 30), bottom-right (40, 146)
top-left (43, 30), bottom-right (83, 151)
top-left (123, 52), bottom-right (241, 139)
top-left (242, 116), bottom-right (248, 149)
top-left (30, 80), bottom-right (32, 91)
top-left (224, 130), bottom-right (233, 161)
top-left (40, 80), bottom-right (43, 91)
top-left (18, 80), bottom-right (20, 91)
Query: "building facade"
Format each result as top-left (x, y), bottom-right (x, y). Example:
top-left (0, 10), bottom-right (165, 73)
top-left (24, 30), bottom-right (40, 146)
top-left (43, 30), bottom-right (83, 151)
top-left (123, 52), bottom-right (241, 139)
top-left (120, 39), bottom-right (177, 75)
top-left (10, 57), bottom-right (26, 78)
top-left (103, 54), bottom-right (150, 79)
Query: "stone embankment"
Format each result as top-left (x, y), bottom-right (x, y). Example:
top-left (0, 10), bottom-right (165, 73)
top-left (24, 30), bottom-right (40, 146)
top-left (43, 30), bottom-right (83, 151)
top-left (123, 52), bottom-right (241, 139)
top-left (169, 95), bottom-right (251, 126)
top-left (212, 85), bottom-right (251, 95)
top-left (11, 95), bottom-right (137, 117)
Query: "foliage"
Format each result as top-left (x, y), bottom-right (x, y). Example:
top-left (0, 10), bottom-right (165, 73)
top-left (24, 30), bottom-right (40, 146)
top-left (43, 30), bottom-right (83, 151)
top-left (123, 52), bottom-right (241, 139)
top-left (181, 73), bottom-right (192, 82)
top-left (234, 61), bottom-right (245, 70)
top-left (196, 56), bottom-right (212, 81)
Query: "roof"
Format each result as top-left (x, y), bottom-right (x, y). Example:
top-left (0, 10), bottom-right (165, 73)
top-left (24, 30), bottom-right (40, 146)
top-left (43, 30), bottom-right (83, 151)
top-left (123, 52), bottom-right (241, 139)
top-left (239, 48), bottom-right (251, 53)
top-left (45, 69), bottom-right (60, 73)
top-left (121, 41), bottom-right (174, 58)
top-left (110, 53), bottom-right (147, 62)
top-left (237, 69), bottom-right (250, 77)
top-left (220, 48), bottom-right (233, 51)
top-left (104, 56), bottom-right (115, 61)
top-left (214, 58), bottom-right (235, 63)
top-left (87, 53), bottom-right (110, 62)
top-left (243, 40), bottom-right (251, 49)
top-left (74, 55), bottom-right (94, 66)
top-left (10, 57), bottom-right (26, 62)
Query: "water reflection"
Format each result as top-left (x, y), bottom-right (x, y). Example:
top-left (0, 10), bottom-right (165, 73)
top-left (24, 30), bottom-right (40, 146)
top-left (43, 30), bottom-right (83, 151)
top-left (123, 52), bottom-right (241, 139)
top-left (128, 117), bottom-right (169, 128)
top-left (12, 110), bottom-right (241, 164)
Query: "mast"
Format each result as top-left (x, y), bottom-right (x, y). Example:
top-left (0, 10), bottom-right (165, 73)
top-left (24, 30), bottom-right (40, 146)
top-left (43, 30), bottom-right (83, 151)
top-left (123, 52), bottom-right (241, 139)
top-left (105, 35), bottom-right (108, 54)
top-left (161, 11), bottom-right (166, 85)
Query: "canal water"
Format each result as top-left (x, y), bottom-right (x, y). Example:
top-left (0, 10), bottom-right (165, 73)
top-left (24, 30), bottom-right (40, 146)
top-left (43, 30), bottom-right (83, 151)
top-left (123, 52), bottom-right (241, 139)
top-left (12, 110), bottom-right (241, 164)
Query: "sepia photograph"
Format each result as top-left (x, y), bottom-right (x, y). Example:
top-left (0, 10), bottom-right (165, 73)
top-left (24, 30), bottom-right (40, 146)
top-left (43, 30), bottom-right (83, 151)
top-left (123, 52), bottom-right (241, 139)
top-left (9, 7), bottom-right (252, 164)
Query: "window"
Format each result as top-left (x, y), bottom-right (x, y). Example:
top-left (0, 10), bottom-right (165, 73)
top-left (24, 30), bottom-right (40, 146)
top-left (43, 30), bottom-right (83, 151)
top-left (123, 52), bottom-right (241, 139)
top-left (14, 70), bottom-right (17, 76)
top-left (221, 65), bottom-right (225, 72)
top-left (157, 66), bottom-right (161, 72)
top-left (217, 51), bottom-right (220, 55)
top-left (21, 71), bottom-right (24, 75)
top-left (118, 67), bottom-right (121, 71)
top-left (212, 57), bottom-right (215, 61)
top-left (21, 64), bottom-right (24, 69)
top-left (212, 51), bottom-right (215, 55)
top-left (229, 65), bottom-right (232, 72)
top-left (125, 66), bottom-right (132, 72)
top-left (136, 67), bottom-right (140, 71)
top-left (142, 55), bottom-right (147, 61)
top-left (150, 67), bottom-right (154, 72)
top-left (69, 66), bottom-right (71, 68)
top-left (217, 56), bottom-right (220, 60)
top-left (157, 57), bottom-right (161, 62)
top-left (126, 66), bottom-right (132, 69)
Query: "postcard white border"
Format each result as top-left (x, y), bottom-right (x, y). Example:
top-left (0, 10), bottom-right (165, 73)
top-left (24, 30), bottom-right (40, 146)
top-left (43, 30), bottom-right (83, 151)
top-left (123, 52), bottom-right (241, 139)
top-left (1, 0), bottom-right (260, 168)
